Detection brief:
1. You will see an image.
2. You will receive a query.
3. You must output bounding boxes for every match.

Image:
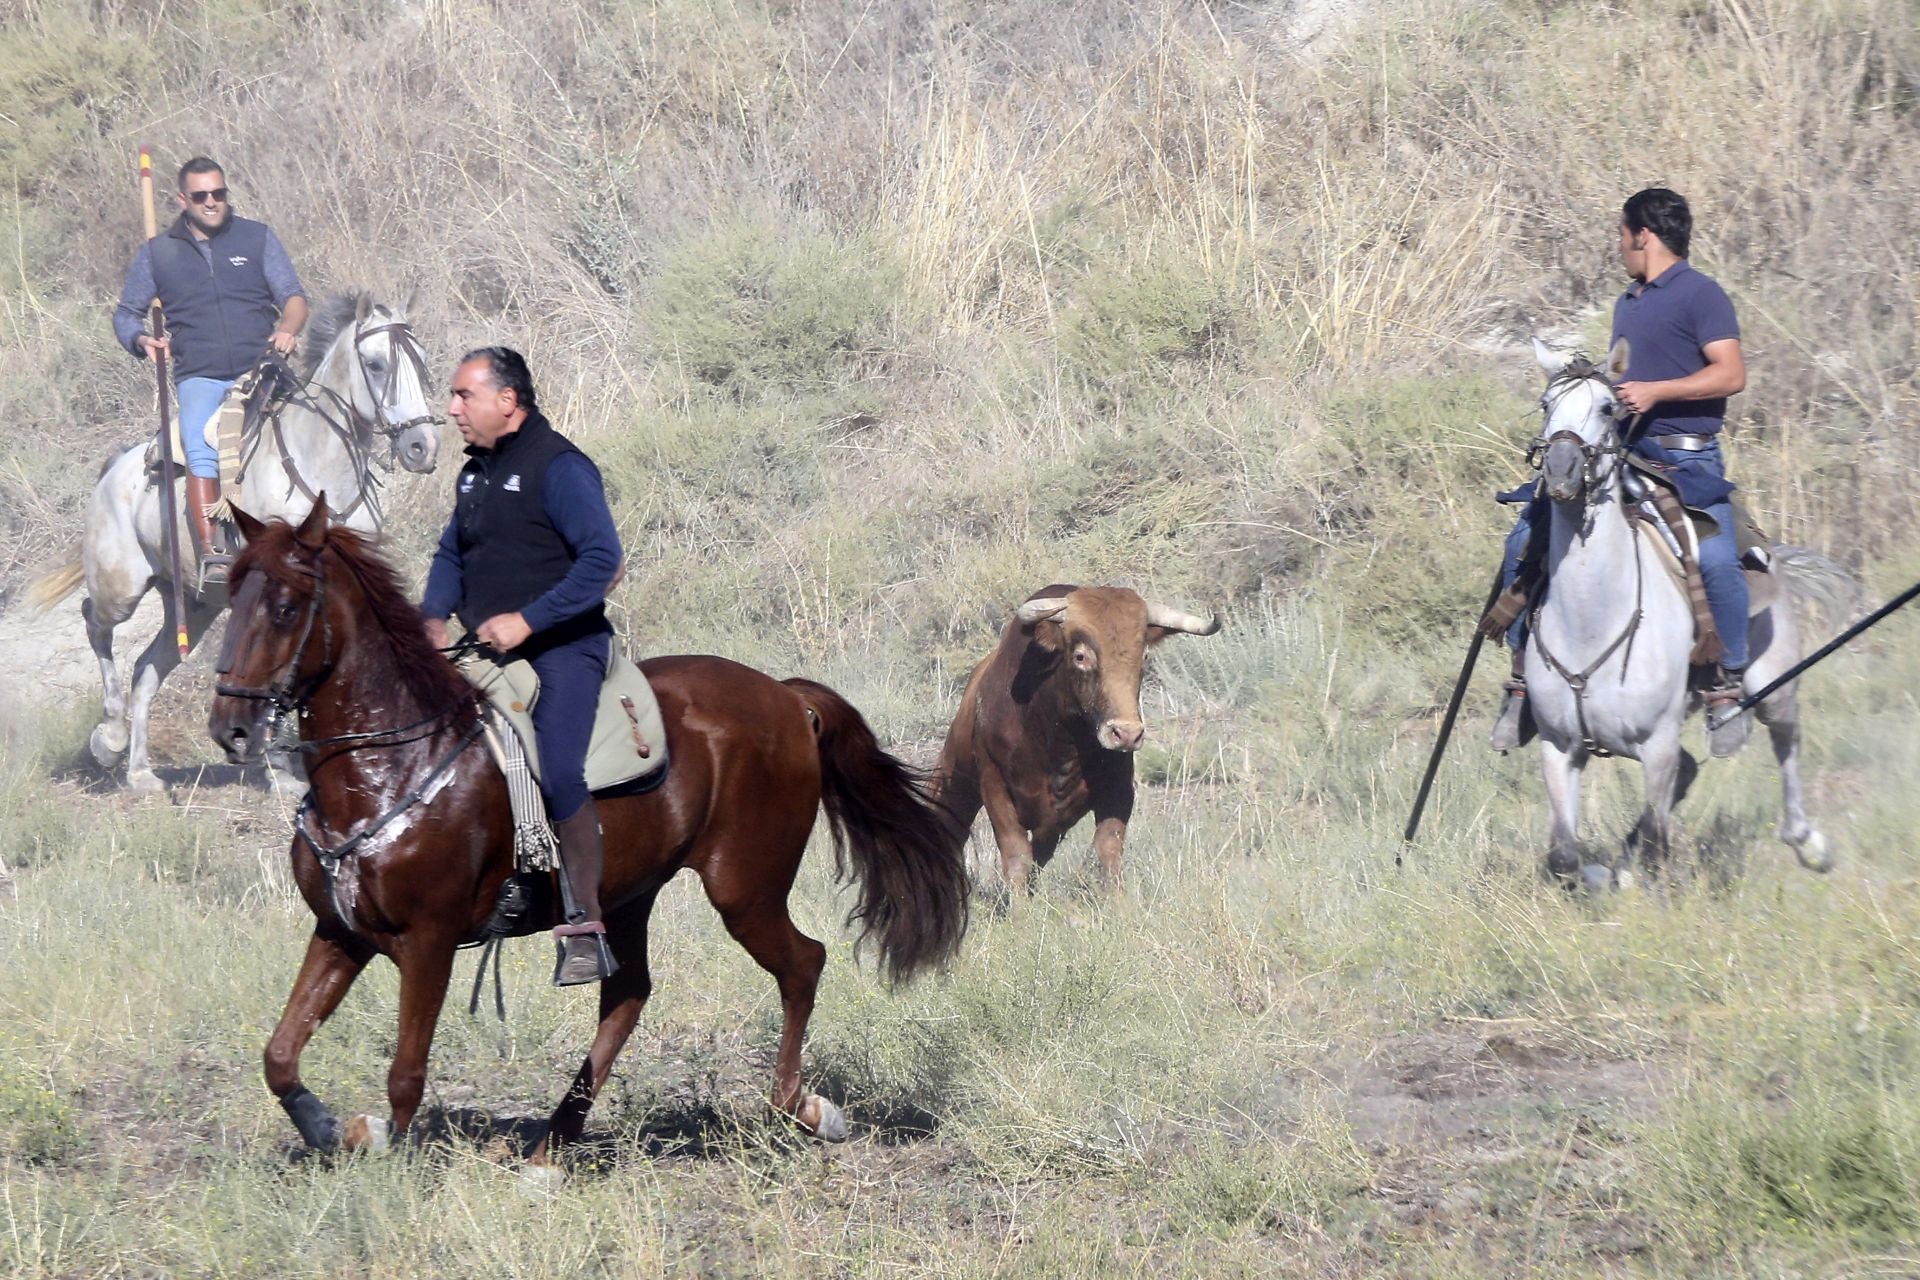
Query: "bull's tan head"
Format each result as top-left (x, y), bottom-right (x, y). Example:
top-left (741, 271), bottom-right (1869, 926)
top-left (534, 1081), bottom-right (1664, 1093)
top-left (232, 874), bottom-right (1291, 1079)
top-left (1015, 586), bottom-right (1220, 752)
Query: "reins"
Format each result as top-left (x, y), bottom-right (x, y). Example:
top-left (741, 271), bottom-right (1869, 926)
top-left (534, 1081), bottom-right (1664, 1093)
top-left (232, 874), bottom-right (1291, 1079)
top-left (1523, 359), bottom-right (1652, 758)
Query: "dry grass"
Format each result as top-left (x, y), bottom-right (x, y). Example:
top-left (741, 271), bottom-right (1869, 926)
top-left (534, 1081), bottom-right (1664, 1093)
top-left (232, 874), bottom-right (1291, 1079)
top-left (3, 0), bottom-right (1920, 1274)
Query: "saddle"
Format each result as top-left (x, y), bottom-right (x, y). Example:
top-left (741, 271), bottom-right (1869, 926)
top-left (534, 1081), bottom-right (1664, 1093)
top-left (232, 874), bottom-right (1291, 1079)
top-left (458, 647), bottom-right (670, 794)
top-left (1482, 459), bottom-right (1776, 662)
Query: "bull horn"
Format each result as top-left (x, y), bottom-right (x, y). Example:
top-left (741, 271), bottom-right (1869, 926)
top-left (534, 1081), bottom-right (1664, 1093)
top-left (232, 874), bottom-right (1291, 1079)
top-left (1145, 602), bottom-right (1221, 635)
top-left (1014, 597), bottom-right (1070, 626)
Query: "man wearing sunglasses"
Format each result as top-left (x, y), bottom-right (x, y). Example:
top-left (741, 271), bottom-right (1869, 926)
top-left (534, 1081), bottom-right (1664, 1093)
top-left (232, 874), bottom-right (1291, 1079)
top-left (113, 155), bottom-right (309, 585)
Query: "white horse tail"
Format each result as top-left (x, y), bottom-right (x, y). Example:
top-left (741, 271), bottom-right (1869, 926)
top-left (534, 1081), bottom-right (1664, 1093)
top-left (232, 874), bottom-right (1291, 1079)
top-left (1771, 545), bottom-right (1862, 619)
top-left (25, 555), bottom-right (84, 616)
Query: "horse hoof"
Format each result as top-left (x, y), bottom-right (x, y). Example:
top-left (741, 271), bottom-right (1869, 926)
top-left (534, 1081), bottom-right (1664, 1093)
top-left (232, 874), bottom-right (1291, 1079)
top-left (1794, 831), bottom-right (1834, 874)
top-left (89, 723), bottom-right (129, 767)
top-left (1613, 867), bottom-right (1636, 893)
top-left (799, 1094), bottom-right (849, 1143)
top-left (125, 768), bottom-right (164, 795)
top-left (342, 1114), bottom-right (390, 1152)
top-left (519, 1163), bottom-right (567, 1200)
top-left (1580, 864), bottom-right (1614, 897)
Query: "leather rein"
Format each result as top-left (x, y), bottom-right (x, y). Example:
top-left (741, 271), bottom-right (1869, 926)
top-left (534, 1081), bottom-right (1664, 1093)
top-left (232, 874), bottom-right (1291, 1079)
top-left (240, 317), bottom-right (437, 526)
top-left (1524, 361), bottom-right (1648, 758)
top-left (214, 550), bottom-right (480, 931)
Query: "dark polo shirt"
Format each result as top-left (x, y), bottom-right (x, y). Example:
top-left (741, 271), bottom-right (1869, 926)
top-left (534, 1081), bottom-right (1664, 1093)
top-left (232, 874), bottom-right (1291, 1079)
top-left (1610, 258), bottom-right (1741, 437)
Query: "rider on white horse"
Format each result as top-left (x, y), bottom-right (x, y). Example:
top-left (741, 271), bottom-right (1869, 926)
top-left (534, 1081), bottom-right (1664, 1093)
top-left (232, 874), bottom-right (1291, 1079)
top-left (112, 155), bottom-right (309, 585)
top-left (1493, 188), bottom-right (1753, 758)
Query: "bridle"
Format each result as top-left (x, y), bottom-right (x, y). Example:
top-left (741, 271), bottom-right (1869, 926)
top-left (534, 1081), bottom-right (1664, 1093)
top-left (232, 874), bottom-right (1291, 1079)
top-left (214, 558), bottom-right (334, 720)
top-left (247, 314), bottom-right (439, 524)
top-left (1526, 357), bottom-right (1637, 500)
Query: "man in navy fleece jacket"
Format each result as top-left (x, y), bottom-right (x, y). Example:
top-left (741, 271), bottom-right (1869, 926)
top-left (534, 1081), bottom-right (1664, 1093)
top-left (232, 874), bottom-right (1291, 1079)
top-left (422, 347), bottom-right (624, 986)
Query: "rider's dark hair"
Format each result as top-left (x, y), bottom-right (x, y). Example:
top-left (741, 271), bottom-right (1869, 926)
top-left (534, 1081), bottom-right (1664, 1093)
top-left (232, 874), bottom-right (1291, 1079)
top-left (176, 155), bottom-right (225, 190)
top-left (461, 346), bottom-right (538, 412)
top-left (1622, 188), bottom-right (1691, 258)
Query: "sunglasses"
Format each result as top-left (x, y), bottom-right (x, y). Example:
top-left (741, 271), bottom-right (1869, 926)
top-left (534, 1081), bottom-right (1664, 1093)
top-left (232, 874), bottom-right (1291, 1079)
top-left (185, 188), bottom-right (230, 205)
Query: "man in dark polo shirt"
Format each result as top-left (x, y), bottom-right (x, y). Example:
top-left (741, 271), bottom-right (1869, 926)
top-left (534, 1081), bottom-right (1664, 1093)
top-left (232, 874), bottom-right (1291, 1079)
top-left (1492, 188), bottom-right (1753, 758)
top-left (114, 155), bottom-right (308, 585)
top-left (421, 348), bottom-right (624, 985)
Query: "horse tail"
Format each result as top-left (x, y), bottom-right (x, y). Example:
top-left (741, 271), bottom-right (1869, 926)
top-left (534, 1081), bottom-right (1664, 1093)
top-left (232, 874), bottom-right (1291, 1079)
top-left (25, 555), bottom-right (84, 616)
top-left (1771, 545), bottom-right (1862, 620)
top-left (784, 678), bottom-right (970, 985)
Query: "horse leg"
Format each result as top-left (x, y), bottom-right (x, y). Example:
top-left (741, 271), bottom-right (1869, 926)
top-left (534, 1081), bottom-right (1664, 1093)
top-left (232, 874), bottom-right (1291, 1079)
top-left (529, 891), bottom-right (660, 1167)
top-left (1756, 687), bottom-right (1832, 872)
top-left (1541, 740), bottom-right (1588, 884)
top-left (265, 928), bottom-right (372, 1152)
top-left (1625, 732), bottom-right (1696, 882)
top-left (343, 931), bottom-right (459, 1152)
top-left (82, 593), bottom-right (135, 767)
top-left (702, 882), bottom-right (841, 1141)
top-left (122, 592), bottom-right (221, 793)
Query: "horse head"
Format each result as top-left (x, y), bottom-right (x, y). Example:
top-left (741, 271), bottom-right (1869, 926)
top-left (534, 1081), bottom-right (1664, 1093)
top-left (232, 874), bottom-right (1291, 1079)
top-left (341, 298), bottom-right (441, 475)
top-left (1531, 337), bottom-right (1630, 506)
top-left (210, 499), bottom-right (340, 762)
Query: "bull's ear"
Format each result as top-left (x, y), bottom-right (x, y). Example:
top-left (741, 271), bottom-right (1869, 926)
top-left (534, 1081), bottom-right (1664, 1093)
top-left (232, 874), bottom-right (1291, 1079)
top-left (294, 495), bottom-right (330, 549)
top-left (1027, 618), bottom-right (1066, 652)
top-left (1014, 597), bottom-right (1070, 652)
top-left (230, 505), bottom-right (267, 544)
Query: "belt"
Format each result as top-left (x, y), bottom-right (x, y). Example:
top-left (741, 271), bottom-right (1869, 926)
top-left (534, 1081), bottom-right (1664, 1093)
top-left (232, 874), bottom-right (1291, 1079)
top-left (1651, 433), bottom-right (1717, 452)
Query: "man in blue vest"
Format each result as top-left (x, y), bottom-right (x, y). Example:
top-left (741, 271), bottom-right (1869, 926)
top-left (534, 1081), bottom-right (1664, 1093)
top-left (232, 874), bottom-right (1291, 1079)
top-left (1492, 188), bottom-right (1753, 758)
top-left (421, 348), bottom-right (625, 986)
top-left (113, 155), bottom-right (308, 585)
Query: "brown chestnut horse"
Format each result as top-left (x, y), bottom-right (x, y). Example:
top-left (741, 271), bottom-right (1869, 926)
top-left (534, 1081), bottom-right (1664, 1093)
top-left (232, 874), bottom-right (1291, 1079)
top-left (209, 501), bottom-right (969, 1165)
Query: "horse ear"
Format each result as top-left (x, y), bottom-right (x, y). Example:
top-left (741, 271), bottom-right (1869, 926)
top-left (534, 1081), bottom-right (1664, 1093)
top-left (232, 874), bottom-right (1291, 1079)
top-left (295, 495), bottom-right (330, 549)
top-left (231, 505), bottom-right (268, 544)
top-left (1532, 338), bottom-right (1562, 375)
top-left (355, 293), bottom-right (373, 323)
top-left (403, 286), bottom-right (419, 316)
top-left (1606, 336), bottom-right (1630, 379)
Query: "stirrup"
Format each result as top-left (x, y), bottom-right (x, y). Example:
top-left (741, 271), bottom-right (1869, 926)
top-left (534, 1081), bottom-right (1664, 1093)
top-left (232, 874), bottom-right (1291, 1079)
top-left (1703, 669), bottom-right (1750, 759)
top-left (552, 921), bottom-right (618, 986)
top-left (196, 551), bottom-right (232, 591)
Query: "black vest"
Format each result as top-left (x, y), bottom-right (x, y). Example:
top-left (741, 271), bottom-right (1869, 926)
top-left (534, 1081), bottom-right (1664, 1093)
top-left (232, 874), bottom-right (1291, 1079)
top-left (148, 214), bottom-right (279, 381)
top-left (451, 412), bottom-right (607, 639)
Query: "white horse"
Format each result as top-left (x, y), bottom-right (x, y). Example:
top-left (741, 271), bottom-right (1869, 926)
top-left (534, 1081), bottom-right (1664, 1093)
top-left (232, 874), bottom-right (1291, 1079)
top-left (1523, 338), bottom-right (1842, 889)
top-left (28, 293), bottom-right (440, 792)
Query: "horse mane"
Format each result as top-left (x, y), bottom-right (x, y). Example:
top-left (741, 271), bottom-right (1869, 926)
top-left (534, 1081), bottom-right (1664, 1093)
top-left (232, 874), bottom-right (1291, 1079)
top-left (300, 292), bottom-right (383, 375)
top-left (233, 521), bottom-right (476, 726)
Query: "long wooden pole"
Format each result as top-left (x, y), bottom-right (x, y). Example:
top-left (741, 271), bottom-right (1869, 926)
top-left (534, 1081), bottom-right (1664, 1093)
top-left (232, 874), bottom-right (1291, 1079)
top-left (141, 146), bottom-right (191, 658)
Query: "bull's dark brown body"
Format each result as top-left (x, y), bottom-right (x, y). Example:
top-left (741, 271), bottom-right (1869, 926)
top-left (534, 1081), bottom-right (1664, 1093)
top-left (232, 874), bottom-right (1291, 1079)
top-left (933, 584), bottom-right (1218, 893)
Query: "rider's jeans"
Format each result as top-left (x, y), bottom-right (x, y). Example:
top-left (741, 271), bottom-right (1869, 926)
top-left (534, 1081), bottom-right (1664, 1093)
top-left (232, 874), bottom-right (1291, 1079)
top-left (1500, 453), bottom-right (1749, 671)
top-left (175, 377), bottom-right (232, 480)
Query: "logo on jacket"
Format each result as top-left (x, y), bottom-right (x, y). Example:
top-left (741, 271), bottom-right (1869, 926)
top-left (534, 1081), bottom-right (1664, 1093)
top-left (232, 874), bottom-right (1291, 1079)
top-left (503, 474), bottom-right (522, 492)
top-left (459, 474), bottom-right (475, 493)
top-left (227, 255), bottom-right (250, 267)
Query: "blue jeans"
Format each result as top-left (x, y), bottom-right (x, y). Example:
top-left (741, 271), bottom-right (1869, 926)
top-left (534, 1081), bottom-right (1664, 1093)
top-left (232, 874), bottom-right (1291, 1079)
top-left (1500, 452), bottom-right (1749, 670)
top-left (529, 629), bottom-right (611, 821)
top-left (175, 377), bottom-right (232, 480)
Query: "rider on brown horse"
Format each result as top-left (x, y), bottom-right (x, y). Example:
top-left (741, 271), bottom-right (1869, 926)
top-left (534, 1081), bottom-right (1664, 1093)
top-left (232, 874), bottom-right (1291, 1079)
top-left (421, 347), bottom-right (622, 985)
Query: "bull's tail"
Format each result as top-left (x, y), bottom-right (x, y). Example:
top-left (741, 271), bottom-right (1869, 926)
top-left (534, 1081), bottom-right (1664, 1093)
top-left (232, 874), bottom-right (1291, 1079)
top-left (785, 678), bottom-right (970, 985)
top-left (25, 555), bottom-right (84, 616)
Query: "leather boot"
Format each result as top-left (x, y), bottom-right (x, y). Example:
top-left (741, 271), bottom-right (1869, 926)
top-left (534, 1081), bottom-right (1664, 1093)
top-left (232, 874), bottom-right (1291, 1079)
top-left (184, 475), bottom-right (231, 587)
top-left (552, 802), bottom-right (618, 986)
top-left (1489, 653), bottom-right (1535, 751)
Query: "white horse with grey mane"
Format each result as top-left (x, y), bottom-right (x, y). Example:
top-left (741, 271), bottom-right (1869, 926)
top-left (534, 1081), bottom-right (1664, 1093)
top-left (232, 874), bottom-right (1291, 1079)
top-left (1522, 338), bottom-right (1850, 889)
top-left (28, 293), bottom-right (440, 792)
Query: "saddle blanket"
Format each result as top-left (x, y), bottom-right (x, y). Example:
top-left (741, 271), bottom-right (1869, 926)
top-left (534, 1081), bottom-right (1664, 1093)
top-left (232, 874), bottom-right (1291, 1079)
top-left (459, 647), bottom-right (669, 792)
